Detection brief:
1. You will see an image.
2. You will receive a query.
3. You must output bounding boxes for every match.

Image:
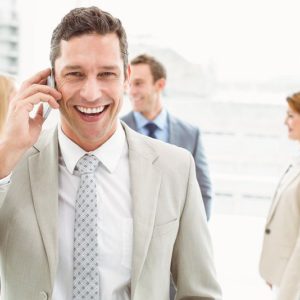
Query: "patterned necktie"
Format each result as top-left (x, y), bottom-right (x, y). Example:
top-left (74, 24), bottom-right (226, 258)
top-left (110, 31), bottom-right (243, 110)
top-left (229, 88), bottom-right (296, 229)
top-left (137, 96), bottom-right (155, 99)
top-left (145, 122), bottom-right (158, 139)
top-left (72, 154), bottom-right (100, 299)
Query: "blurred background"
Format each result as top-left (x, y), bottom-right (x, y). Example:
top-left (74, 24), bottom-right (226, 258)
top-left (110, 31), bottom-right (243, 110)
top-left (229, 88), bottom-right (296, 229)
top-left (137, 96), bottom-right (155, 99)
top-left (2, 0), bottom-right (300, 299)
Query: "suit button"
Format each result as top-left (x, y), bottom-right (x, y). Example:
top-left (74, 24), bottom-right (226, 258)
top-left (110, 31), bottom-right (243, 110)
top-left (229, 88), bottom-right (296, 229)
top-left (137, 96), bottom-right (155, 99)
top-left (265, 228), bottom-right (271, 234)
top-left (40, 291), bottom-right (48, 300)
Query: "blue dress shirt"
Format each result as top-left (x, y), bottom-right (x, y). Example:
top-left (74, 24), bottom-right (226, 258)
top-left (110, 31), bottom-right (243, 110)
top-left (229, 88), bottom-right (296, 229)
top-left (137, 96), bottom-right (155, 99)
top-left (133, 109), bottom-right (169, 142)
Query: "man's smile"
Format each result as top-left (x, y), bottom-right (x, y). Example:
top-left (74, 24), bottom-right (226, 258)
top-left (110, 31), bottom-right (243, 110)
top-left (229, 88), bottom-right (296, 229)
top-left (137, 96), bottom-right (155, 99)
top-left (75, 105), bottom-right (107, 115)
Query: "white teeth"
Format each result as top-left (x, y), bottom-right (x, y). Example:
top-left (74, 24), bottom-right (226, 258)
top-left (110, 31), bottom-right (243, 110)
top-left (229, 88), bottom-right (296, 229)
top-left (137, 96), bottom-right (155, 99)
top-left (76, 106), bottom-right (105, 114)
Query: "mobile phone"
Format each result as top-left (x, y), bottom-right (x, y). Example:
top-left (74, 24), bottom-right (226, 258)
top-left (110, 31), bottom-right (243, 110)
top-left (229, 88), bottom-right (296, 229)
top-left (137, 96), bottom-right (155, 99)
top-left (43, 70), bottom-right (56, 119)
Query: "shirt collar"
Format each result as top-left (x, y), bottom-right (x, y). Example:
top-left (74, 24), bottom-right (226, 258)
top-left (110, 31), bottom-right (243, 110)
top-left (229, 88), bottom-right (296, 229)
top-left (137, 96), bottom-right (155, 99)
top-left (133, 108), bottom-right (168, 130)
top-left (58, 121), bottom-right (126, 174)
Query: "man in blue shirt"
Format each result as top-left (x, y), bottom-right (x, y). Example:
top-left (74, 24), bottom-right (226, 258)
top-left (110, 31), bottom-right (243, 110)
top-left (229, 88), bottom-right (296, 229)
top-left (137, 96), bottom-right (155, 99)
top-left (122, 54), bottom-right (213, 220)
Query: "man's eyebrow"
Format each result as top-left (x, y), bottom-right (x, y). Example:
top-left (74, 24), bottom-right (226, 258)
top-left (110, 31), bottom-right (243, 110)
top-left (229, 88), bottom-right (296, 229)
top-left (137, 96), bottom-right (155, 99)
top-left (62, 65), bottom-right (82, 70)
top-left (100, 65), bottom-right (120, 71)
top-left (62, 65), bottom-right (120, 71)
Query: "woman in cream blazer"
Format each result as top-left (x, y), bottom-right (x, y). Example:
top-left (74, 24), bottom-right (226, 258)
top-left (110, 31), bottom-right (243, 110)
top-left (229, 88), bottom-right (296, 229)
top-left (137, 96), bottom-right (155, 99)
top-left (260, 92), bottom-right (300, 300)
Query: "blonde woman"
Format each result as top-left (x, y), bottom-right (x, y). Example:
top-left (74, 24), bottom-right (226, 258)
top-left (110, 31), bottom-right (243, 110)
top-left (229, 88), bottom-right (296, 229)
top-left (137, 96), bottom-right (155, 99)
top-left (0, 74), bottom-right (16, 134)
top-left (260, 92), bottom-right (300, 300)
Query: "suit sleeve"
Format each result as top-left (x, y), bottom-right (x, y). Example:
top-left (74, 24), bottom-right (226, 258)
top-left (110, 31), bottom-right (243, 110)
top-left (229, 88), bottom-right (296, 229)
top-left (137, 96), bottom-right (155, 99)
top-left (277, 228), bottom-right (300, 300)
top-left (0, 181), bottom-right (10, 209)
top-left (193, 129), bottom-right (213, 220)
top-left (171, 154), bottom-right (222, 300)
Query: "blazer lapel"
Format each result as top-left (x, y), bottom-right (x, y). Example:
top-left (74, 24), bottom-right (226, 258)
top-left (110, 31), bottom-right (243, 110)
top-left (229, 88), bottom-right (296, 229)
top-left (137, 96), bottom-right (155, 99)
top-left (29, 128), bottom-right (59, 287)
top-left (168, 113), bottom-right (179, 145)
top-left (129, 112), bottom-right (138, 131)
top-left (123, 124), bottom-right (162, 296)
top-left (123, 112), bottom-right (138, 131)
top-left (266, 164), bottom-right (300, 224)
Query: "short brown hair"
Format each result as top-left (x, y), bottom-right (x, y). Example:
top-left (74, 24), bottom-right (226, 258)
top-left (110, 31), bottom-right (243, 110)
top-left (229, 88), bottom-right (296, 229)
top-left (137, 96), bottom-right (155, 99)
top-left (287, 92), bottom-right (300, 114)
top-left (50, 6), bottom-right (128, 76)
top-left (130, 54), bottom-right (166, 82)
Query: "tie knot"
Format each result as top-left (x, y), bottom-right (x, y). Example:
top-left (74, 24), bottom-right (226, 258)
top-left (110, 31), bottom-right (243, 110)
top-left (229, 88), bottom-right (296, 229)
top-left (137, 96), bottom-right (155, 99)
top-left (76, 154), bottom-right (99, 175)
top-left (144, 122), bottom-right (158, 138)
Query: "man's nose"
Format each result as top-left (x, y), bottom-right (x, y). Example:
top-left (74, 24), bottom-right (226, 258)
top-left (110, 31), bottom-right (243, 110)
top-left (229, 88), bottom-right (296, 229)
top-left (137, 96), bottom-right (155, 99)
top-left (80, 78), bottom-right (102, 102)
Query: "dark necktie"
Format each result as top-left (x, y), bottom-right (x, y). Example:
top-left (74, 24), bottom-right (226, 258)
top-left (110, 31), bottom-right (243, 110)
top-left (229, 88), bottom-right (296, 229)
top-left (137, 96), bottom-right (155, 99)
top-left (145, 122), bottom-right (158, 139)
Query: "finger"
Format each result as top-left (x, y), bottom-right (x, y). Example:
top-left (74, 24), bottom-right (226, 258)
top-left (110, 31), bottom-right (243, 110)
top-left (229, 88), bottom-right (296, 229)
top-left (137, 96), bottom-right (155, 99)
top-left (30, 104), bottom-right (45, 129)
top-left (15, 84), bottom-right (62, 102)
top-left (16, 92), bottom-right (60, 110)
top-left (20, 68), bottom-right (51, 90)
top-left (38, 78), bottom-right (48, 85)
top-left (36, 103), bottom-right (44, 117)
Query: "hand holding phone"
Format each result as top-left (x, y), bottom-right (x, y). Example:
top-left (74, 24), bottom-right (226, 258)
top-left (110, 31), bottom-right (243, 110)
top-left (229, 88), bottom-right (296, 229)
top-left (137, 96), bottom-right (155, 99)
top-left (0, 68), bottom-right (60, 178)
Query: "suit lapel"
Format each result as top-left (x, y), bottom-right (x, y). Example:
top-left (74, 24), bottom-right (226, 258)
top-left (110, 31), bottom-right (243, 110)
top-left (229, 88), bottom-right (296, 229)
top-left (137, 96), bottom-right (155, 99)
top-left (266, 164), bottom-right (300, 224)
top-left (123, 124), bottom-right (162, 296)
top-left (130, 112), bottom-right (138, 131)
top-left (124, 112), bottom-right (138, 131)
top-left (29, 129), bottom-right (59, 287)
top-left (168, 113), bottom-right (179, 145)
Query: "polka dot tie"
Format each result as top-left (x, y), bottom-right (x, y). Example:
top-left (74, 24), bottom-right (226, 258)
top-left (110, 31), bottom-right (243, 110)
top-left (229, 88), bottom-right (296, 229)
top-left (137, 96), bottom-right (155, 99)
top-left (72, 154), bottom-right (100, 299)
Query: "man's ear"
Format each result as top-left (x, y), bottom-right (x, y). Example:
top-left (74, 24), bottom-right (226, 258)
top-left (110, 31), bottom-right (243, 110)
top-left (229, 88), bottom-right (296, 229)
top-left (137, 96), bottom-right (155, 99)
top-left (124, 64), bottom-right (131, 93)
top-left (155, 78), bottom-right (166, 91)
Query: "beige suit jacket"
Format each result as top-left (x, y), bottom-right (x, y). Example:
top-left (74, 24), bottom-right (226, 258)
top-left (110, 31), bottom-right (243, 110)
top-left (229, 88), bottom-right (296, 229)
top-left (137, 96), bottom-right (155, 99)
top-left (0, 123), bottom-right (221, 300)
top-left (259, 161), bottom-right (300, 300)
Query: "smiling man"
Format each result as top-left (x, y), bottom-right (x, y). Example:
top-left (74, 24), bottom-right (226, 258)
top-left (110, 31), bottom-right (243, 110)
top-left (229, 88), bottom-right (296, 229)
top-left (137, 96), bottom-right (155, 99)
top-left (122, 54), bottom-right (213, 221)
top-left (0, 6), bottom-right (221, 300)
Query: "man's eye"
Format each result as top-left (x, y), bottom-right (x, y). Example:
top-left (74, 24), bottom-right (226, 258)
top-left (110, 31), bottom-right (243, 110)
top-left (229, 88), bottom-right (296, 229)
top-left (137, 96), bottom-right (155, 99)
top-left (66, 72), bottom-right (83, 77)
top-left (132, 81), bottom-right (143, 87)
top-left (99, 72), bottom-right (116, 78)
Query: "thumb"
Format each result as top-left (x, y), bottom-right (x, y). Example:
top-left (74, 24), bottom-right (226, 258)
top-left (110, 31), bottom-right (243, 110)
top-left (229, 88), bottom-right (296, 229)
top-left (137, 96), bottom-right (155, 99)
top-left (34, 103), bottom-right (45, 124)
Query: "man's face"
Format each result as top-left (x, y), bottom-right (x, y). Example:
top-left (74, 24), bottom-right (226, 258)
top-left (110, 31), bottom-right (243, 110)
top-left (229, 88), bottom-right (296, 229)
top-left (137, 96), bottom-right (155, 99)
top-left (54, 33), bottom-right (128, 151)
top-left (129, 64), bottom-right (163, 120)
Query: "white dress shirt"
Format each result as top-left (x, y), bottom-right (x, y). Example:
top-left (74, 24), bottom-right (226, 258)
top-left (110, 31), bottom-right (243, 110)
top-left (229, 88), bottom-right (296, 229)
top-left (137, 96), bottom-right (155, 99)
top-left (51, 121), bottom-right (133, 300)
